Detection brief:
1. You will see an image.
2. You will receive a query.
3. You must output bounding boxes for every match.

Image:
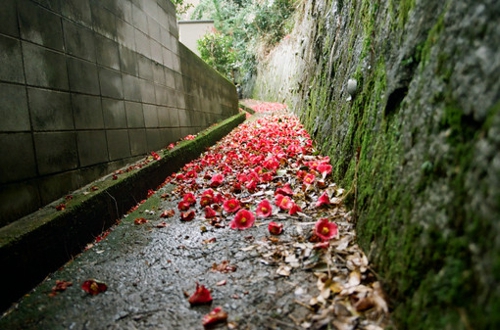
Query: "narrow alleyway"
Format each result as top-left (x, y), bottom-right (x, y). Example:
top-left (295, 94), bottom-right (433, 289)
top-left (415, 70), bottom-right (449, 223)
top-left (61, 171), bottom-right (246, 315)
top-left (0, 101), bottom-right (390, 330)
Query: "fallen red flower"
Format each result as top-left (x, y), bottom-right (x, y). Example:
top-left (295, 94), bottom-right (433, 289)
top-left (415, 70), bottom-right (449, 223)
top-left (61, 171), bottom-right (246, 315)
top-left (288, 202), bottom-right (302, 215)
top-left (188, 283), bottom-right (213, 305)
top-left (204, 206), bottom-right (217, 219)
top-left (223, 198), bottom-right (241, 214)
top-left (202, 306), bottom-right (228, 328)
top-left (229, 209), bottom-right (255, 230)
top-left (275, 194), bottom-right (293, 210)
top-left (256, 199), bottom-right (272, 218)
top-left (81, 279), bottom-right (107, 296)
top-left (178, 200), bottom-right (191, 211)
top-left (55, 203), bottom-right (66, 211)
top-left (151, 151), bottom-right (161, 160)
top-left (275, 183), bottom-right (293, 196)
top-left (210, 173), bottom-right (224, 187)
top-left (181, 210), bottom-right (196, 221)
top-left (314, 218), bottom-right (338, 241)
top-left (182, 192), bottom-right (197, 205)
top-left (268, 222), bottom-right (284, 235)
top-left (315, 192), bottom-right (331, 207)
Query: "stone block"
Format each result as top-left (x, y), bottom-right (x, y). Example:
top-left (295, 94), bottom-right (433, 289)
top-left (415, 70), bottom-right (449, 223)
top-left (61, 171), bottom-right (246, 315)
top-left (150, 40), bottom-right (163, 65)
top-left (95, 35), bottom-right (120, 70)
top-left (61, 0), bottom-right (92, 27)
top-left (67, 58), bottom-right (100, 95)
top-left (128, 128), bottom-right (147, 156)
top-left (0, 133), bottom-right (37, 184)
top-left (99, 67), bottom-right (124, 99)
top-left (146, 128), bottom-right (161, 151)
top-left (132, 6), bottom-right (148, 34)
top-left (0, 84), bottom-right (30, 132)
top-left (0, 0), bottom-right (19, 37)
top-left (63, 20), bottom-right (96, 62)
top-left (106, 129), bottom-right (131, 160)
top-left (143, 0), bottom-right (158, 21)
top-left (23, 42), bottom-right (69, 90)
top-left (155, 85), bottom-right (169, 106)
top-left (178, 109), bottom-right (190, 127)
top-left (28, 88), bottom-right (73, 131)
top-left (147, 16), bottom-right (161, 42)
top-left (116, 20), bottom-right (136, 50)
top-left (165, 68), bottom-right (175, 88)
top-left (31, 0), bottom-right (61, 13)
top-left (139, 79), bottom-right (156, 104)
top-left (134, 29), bottom-right (151, 58)
top-left (90, 2), bottom-right (117, 40)
top-left (143, 104), bottom-right (159, 127)
top-left (34, 132), bottom-right (78, 175)
top-left (137, 54), bottom-right (153, 80)
top-left (0, 35), bottom-right (23, 83)
top-left (38, 170), bottom-right (79, 205)
top-left (102, 98), bottom-right (127, 128)
top-left (72, 94), bottom-right (104, 129)
top-left (0, 181), bottom-right (40, 227)
top-left (118, 45), bottom-right (137, 75)
top-left (163, 47), bottom-right (173, 69)
top-left (77, 130), bottom-right (108, 167)
top-left (122, 74), bottom-right (142, 102)
top-left (18, 0), bottom-right (64, 51)
top-left (153, 63), bottom-right (166, 85)
top-left (125, 101), bottom-right (145, 128)
top-left (157, 107), bottom-right (169, 127)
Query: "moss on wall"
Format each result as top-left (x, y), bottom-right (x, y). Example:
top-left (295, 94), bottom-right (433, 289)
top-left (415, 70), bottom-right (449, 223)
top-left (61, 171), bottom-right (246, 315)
top-left (255, 0), bottom-right (500, 327)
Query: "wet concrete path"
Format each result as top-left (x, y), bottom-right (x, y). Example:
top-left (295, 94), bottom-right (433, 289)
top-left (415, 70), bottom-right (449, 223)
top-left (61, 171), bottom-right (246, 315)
top-left (0, 101), bottom-right (390, 330)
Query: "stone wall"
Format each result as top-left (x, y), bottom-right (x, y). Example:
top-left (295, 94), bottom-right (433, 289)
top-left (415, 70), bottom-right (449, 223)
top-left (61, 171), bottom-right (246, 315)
top-left (255, 0), bottom-right (500, 328)
top-left (0, 0), bottom-right (238, 227)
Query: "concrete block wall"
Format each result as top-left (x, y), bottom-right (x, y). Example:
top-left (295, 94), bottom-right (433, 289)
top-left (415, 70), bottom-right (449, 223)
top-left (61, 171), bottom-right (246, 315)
top-left (0, 0), bottom-right (239, 227)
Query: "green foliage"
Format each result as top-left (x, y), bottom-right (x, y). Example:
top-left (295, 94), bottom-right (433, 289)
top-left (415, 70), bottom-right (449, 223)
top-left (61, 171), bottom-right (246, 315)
top-left (171, 0), bottom-right (194, 16)
top-left (197, 32), bottom-right (237, 80)
top-left (193, 0), bottom-right (296, 93)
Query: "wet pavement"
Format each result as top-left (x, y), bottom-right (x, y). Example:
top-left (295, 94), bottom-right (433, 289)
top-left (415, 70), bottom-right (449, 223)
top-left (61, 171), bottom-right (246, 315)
top-left (0, 102), bottom-right (390, 330)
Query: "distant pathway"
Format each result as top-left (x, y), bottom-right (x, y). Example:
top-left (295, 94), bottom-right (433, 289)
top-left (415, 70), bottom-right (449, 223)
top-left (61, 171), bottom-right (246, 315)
top-left (0, 101), bottom-right (390, 330)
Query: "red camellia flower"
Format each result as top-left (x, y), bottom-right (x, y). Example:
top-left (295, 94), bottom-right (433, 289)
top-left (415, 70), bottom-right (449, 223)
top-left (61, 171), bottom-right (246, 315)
top-left (178, 200), bottom-right (191, 211)
top-left (210, 173), bottom-right (224, 187)
top-left (245, 179), bottom-right (257, 192)
top-left (256, 200), bottom-right (272, 218)
top-left (303, 173), bottom-right (316, 185)
top-left (183, 192), bottom-right (196, 205)
top-left (275, 194), bottom-right (293, 210)
top-left (204, 206), bottom-right (217, 219)
top-left (151, 151), bottom-right (160, 160)
top-left (202, 306), bottom-right (228, 328)
top-left (315, 192), bottom-right (331, 207)
top-left (167, 143), bottom-right (176, 150)
top-left (181, 210), bottom-right (196, 221)
top-left (81, 279), bottom-right (107, 296)
top-left (317, 163), bottom-right (332, 178)
top-left (268, 222), bottom-right (284, 235)
top-left (229, 209), bottom-right (255, 230)
top-left (223, 198), bottom-right (241, 214)
top-left (275, 183), bottom-right (293, 196)
top-left (188, 282), bottom-right (213, 305)
top-left (314, 218), bottom-right (338, 241)
top-left (288, 202), bottom-right (302, 215)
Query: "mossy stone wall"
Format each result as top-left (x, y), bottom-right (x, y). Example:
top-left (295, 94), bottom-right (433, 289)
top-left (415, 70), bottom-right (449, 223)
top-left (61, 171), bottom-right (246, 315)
top-left (255, 0), bottom-right (500, 328)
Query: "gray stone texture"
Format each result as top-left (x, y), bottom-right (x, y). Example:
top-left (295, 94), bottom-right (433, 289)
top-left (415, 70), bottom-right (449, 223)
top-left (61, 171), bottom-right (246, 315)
top-left (63, 20), bottom-right (96, 62)
top-left (34, 132), bottom-right (78, 175)
top-left (77, 130), bottom-right (108, 167)
top-left (0, 35), bottom-right (25, 83)
top-left (23, 42), bottom-right (69, 90)
top-left (0, 0), bottom-right (239, 226)
top-left (0, 84), bottom-right (30, 132)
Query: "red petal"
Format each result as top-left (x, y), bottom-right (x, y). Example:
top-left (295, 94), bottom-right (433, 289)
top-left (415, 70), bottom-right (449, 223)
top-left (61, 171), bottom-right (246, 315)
top-left (202, 306), bottom-right (228, 327)
top-left (188, 283), bottom-right (213, 305)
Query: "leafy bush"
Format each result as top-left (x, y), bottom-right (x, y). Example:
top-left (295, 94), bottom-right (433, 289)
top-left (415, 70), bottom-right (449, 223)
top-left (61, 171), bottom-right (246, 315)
top-left (193, 0), bottom-right (296, 96)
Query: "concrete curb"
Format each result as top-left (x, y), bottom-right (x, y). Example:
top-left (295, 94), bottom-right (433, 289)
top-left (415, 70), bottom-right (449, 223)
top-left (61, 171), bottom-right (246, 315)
top-left (0, 112), bottom-right (246, 312)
